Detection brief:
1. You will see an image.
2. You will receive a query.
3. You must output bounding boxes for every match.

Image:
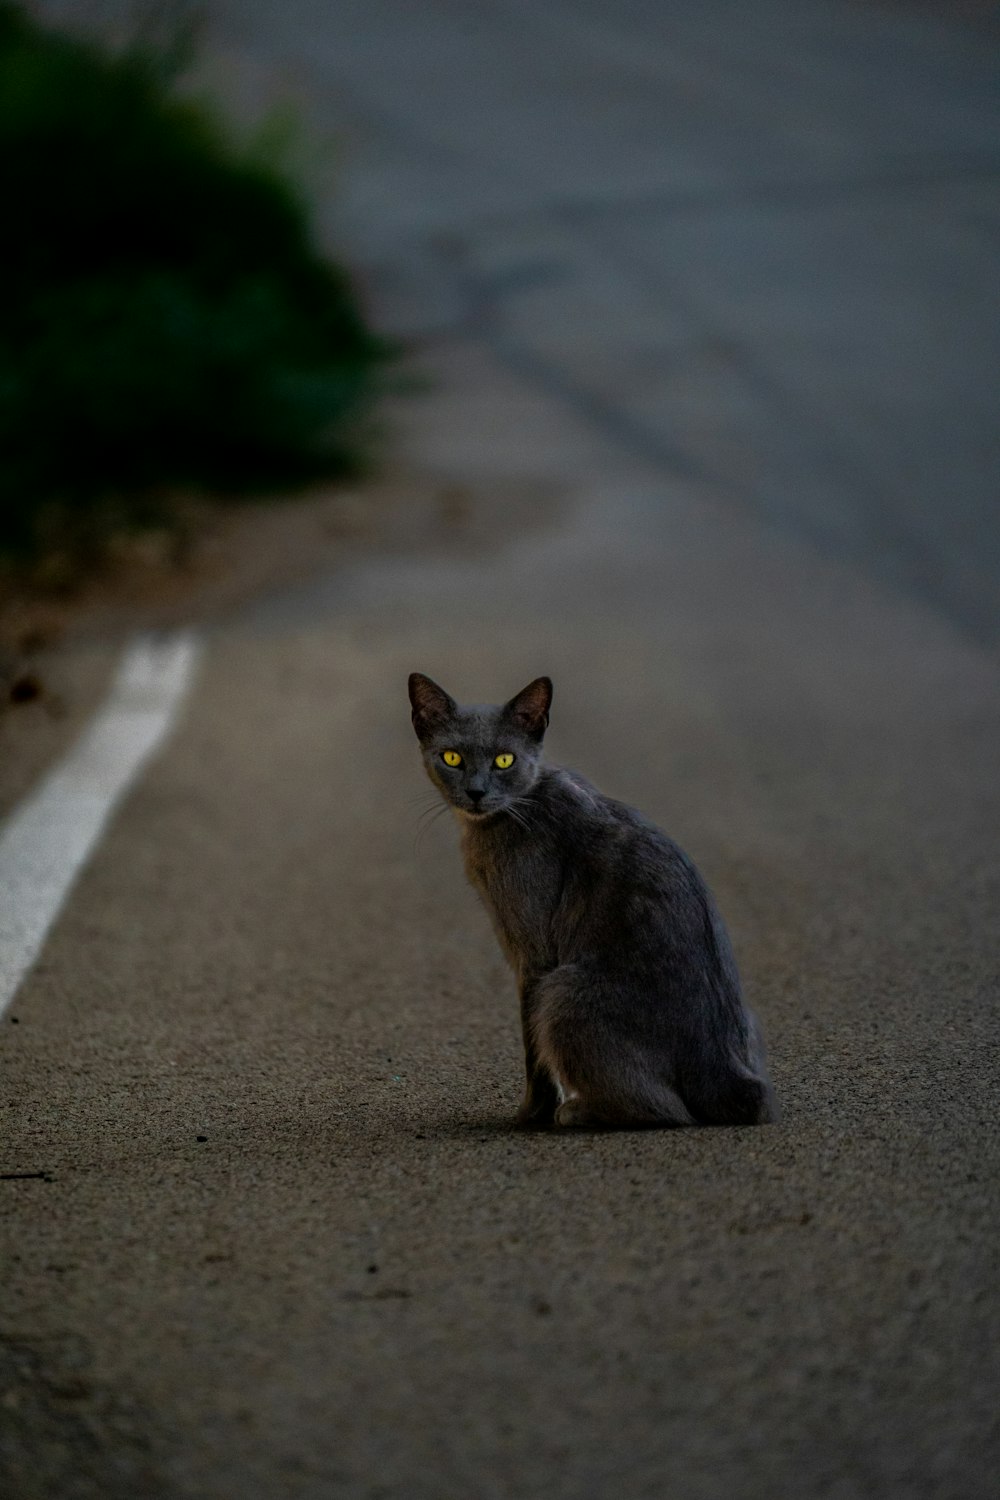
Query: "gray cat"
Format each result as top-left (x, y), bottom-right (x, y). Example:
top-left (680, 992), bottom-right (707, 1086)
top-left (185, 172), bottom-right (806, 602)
top-left (408, 673), bottom-right (778, 1129)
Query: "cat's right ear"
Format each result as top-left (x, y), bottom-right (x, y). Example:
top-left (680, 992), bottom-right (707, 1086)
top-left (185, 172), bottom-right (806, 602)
top-left (505, 677), bottom-right (552, 740)
top-left (408, 673), bottom-right (456, 739)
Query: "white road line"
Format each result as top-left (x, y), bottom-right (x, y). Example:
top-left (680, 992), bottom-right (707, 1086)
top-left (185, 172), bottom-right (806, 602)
top-left (0, 631), bottom-right (203, 1016)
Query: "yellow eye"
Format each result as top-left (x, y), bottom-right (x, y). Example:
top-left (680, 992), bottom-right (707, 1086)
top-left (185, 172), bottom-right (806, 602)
top-left (442, 750), bottom-right (462, 767)
top-left (495, 753), bottom-right (515, 770)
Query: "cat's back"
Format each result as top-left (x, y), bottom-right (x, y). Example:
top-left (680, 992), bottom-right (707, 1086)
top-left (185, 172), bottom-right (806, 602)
top-left (543, 768), bottom-right (739, 981)
top-left (465, 765), bottom-right (725, 948)
top-left (546, 767), bottom-right (709, 900)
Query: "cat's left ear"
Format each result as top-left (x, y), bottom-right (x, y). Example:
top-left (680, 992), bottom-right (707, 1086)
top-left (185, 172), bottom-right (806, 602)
top-left (408, 672), bottom-right (456, 738)
top-left (505, 677), bottom-right (552, 740)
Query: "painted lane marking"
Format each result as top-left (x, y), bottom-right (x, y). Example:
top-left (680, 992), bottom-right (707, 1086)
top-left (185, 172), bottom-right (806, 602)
top-left (0, 632), bottom-right (203, 1016)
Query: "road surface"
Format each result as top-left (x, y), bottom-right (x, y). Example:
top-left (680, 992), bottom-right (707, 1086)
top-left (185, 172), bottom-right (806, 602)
top-left (2, 3), bottom-right (999, 1496)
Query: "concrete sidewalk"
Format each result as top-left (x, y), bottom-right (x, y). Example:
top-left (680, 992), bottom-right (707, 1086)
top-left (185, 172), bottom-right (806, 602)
top-left (3, 3), bottom-right (999, 1497)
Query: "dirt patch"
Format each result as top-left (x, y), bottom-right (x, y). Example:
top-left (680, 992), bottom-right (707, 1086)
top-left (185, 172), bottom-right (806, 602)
top-left (0, 461), bottom-right (565, 644)
top-left (0, 453), bottom-right (566, 816)
top-left (0, 638), bottom-right (120, 821)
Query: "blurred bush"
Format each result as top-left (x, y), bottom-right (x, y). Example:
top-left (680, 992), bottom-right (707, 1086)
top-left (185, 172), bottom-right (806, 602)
top-left (0, 1), bottom-right (389, 560)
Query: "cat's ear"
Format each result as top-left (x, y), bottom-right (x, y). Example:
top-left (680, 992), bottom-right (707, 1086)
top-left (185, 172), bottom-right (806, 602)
top-left (408, 673), bottom-right (456, 738)
top-left (505, 677), bottom-right (552, 740)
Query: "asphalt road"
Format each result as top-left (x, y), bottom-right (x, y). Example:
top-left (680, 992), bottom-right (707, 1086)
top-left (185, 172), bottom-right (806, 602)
top-left (3, 3), bottom-right (999, 1497)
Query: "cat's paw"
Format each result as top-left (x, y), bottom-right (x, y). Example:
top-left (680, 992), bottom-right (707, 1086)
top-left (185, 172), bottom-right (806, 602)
top-left (553, 1098), bottom-right (596, 1129)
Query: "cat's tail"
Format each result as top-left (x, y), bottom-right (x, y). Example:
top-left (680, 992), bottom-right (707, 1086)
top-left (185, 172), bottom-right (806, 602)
top-left (691, 1065), bottom-right (780, 1126)
top-left (684, 1009), bottom-right (780, 1126)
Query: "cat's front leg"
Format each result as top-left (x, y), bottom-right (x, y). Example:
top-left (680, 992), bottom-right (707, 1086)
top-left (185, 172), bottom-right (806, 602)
top-left (517, 1066), bottom-right (558, 1128)
top-left (516, 979), bottom-right (558, 1128)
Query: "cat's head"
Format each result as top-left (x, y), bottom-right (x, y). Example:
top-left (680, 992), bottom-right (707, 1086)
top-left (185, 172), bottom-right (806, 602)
top-left (408, 673), bottom-right (552, 818)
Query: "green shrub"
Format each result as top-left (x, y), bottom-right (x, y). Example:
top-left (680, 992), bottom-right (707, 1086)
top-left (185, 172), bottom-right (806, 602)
top-left (0, 2), bottom-right (390, 557)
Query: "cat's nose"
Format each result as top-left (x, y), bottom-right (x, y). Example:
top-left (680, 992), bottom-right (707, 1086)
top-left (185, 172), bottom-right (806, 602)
top-left (468, 787), bottom-right (486, 804)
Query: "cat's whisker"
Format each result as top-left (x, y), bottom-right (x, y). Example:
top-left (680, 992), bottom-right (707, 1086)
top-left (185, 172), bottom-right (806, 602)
top-left (414, 801), bottom-right (450, 854)
top-left (416, 808), bottom-right (450, 849)
top-left (408, 791), bottom-right (443, 811)
top-left (414, 806), bottom-right (446, 841)
top-left (415, 800), bottom-right (444, 823)
top-left (503, 804), bottom-right (532, 833)
top-left (505, 796), bottom-right (542, 835)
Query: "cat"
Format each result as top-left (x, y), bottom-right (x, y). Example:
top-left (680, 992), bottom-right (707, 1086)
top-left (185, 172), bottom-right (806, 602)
top-left (408, 672), bottom-right (778, 1129)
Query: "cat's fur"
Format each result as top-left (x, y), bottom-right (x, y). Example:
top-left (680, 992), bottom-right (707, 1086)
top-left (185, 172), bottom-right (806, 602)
top-left (409, 672), bottom-right (778, 1129)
